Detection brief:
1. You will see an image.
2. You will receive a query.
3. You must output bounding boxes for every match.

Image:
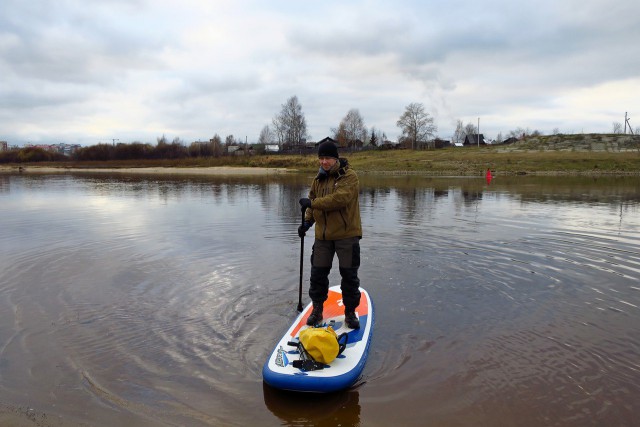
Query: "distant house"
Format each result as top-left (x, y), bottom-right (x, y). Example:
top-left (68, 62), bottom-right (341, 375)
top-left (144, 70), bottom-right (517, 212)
top-left (463, 134), bottom-right (486, 146)
top-left (502, 137), bottom-right (518, 145)
top-left (265, 144), bottom-right (280, 153)
top-left (434, 138), bottom-right (451, 149)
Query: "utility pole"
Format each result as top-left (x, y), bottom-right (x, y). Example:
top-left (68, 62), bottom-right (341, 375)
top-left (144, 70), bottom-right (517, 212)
top-left (112, 138), bottom-right (119, 146)
top-left (624, 111), bottom-right (629, 135)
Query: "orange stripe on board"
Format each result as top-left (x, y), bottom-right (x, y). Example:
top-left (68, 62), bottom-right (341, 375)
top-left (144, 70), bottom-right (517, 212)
top-left (290, 290), bottom-right (368, 337)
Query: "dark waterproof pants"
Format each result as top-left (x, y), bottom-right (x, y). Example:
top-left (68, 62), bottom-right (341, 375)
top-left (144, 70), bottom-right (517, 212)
top-left (309, 237), bottom-right (361, 310)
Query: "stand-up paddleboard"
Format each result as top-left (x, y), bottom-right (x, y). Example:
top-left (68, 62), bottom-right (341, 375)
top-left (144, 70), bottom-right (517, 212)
top-left (263, 286), bottom-right (374, 393)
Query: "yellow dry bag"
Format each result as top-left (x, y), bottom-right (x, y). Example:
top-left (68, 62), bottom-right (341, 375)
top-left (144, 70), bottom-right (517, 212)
top-left (298, 326), bottom-right (348, 365)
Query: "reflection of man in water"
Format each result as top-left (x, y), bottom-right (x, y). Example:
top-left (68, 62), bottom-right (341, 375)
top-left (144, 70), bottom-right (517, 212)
top-left (298, 141), bottom-right (363, 329)
top-left (263, 382), bottom-right (361, 426)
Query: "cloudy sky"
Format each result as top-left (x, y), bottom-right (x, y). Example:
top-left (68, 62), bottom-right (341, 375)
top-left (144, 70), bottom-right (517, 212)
top-left (1, 0), bottom-right (639, 146)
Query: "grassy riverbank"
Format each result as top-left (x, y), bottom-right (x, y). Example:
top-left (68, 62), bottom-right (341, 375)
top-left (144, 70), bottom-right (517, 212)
top-left (3, 134), bottom-right (640, 176)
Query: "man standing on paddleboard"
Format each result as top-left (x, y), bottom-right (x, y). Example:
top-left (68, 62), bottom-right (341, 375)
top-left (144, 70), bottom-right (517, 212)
top-left (298, 140), bottom-right (362, 329)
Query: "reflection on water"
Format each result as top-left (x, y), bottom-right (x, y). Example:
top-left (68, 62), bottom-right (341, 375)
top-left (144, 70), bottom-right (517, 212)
top-left (0, 172), bottom-right (639, 426)
top-left (263, 383), bottom-right (361, 427)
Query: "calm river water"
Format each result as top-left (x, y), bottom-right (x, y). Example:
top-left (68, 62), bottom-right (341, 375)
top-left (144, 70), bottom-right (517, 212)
top-left (1, 172), bottom-right (639, 426)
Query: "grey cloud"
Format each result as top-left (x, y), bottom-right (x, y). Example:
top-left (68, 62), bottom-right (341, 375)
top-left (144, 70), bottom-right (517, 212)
top-left (0, 84), bottom-right (86, 110)
top-left (1, 0), bottom-right (168, 85)
top-left (287, 16), bottom-right (411, 58)
top-left (1, 0), bottom-right (638, 145)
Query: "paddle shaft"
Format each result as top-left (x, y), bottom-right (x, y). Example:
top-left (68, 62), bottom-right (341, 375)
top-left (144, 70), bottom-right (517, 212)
top-left (297, 206), bottom-right (306, 312)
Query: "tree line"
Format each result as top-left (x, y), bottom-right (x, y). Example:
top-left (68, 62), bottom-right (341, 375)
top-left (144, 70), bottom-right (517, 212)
top-left (263, 96), bottom-right (439, 150)
top-left (5, 94), bottom-right (614, 164)
top-left (1, 96), bottom-right (443, 163)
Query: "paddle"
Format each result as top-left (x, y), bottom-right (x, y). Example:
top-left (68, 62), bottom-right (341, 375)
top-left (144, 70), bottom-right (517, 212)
top-left (297, 206), bottom-right (307, 312)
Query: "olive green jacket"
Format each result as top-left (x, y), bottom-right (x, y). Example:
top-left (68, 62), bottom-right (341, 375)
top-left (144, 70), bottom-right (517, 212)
top-left (304, 158), bottom-right (362, 241)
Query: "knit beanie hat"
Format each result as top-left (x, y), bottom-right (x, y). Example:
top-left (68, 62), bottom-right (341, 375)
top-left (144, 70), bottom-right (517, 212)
top-left (318, 141), bottom-right (339, 159)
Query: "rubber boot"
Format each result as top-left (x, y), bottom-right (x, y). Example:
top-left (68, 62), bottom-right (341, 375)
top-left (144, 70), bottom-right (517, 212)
top-left (344, 308), bottom-right (360, 329)
top-left (306, 304), bottom-right (323, 326)
top-left (309, 267), bottom-right (331, 303)
top-left (339, 267), bottom-right (361, 310)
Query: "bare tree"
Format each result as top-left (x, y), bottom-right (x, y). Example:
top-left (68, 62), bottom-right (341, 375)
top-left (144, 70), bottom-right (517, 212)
top-left (157, 134), bottom-right (169, 145)
top-left (453, 120), bottom-right (465, 144)
top-left (508, 127), bottom-right (529, 139)
top-left (272, 95), bottom-right (308, 147)
top-left (210, 134), bottom-right (223, 157)
top-left (464, 122), bottom-right (477, 137)
top-left (396, 103), bottom-right (437, 149)
top-left (272, 115), bottom-right (286, 147)
top-left (332, 122), bottom-right (348, 147)
top-left (340, 109), bottom-right (368, 149)
top-left (612, 122), bottom-right (623, 134)
top-left (258, 125), bottom-right (275, 146)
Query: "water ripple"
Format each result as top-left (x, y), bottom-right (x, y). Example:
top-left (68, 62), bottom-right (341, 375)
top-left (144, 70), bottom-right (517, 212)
top-left (2, 174), bottom-right (640, 426)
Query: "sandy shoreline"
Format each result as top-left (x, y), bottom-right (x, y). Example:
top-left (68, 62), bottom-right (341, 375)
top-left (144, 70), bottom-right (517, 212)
top-left (0, 165), bottom-right (291, 175)
top-left (2, 164), bottom-right (638, 177)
